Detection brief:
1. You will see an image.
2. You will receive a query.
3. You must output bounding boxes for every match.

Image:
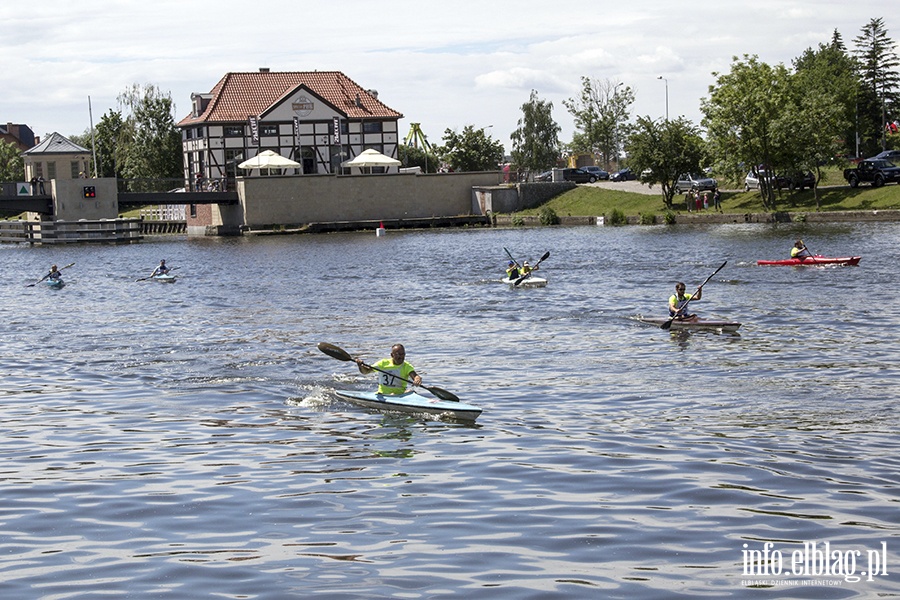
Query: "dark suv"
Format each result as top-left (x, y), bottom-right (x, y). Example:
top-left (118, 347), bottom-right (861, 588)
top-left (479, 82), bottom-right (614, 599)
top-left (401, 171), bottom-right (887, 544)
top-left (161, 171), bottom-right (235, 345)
top-left (562, 168), bottom-right (598, 183)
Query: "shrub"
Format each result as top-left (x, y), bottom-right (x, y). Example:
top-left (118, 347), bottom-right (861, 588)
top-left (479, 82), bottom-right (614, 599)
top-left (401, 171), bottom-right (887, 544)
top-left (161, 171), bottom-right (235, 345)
top-left (538, 207), bottom-right (560, 225)
top-left (607, 208), bottom-right (627, 226)
top-left (664, 211), bottom-right (677, 225)
top-left (511, 214), bottom-right (525, 227)
top-left (639, 212), bottom-right (656, 225)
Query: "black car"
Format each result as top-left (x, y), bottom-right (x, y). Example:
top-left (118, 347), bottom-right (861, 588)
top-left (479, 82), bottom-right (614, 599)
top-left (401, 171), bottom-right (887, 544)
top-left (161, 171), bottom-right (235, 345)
top-left (534, 170), bottom-right (553, 182)
top-left (562, 168), bottom-right (598, 183)
top-left (873, 150), bottom-right (900, 163)
top-left (610, 168), bottom-right (636, 182)
top-left (581, 166), bottom-right (610, 180)
top-left (775, 171), bottom-right (815, 191)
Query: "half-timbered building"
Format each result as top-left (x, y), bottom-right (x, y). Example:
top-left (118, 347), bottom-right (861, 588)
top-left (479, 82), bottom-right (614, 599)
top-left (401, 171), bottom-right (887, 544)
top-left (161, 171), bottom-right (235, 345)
top-left (177, 69), bottom-right (403, 188)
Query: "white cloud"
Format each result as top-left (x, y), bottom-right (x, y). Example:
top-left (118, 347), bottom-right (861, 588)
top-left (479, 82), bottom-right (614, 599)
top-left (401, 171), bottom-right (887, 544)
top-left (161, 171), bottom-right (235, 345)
top-left (1, 1), bottom-right (894, 150)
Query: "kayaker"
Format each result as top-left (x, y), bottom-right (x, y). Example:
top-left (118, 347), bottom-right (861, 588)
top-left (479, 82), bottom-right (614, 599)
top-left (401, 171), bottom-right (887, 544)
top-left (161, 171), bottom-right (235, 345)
top-left (46, 265), bottom-right (61, 281)
top-left (791, 240), bottom-right (811, 260)
top-left (668, 282), bottom-right (701, 321)
top-left (356, 344), bottom-right (422, 395)
top-left (506, 260), bottom-right (521, 280)
top-left (150, 260), bottom-right (170, 277)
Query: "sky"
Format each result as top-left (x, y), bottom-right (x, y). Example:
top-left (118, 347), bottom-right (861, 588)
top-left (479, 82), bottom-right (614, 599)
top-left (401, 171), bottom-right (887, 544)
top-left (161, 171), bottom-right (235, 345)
top-left (1, 1), bottom-right (894, 153)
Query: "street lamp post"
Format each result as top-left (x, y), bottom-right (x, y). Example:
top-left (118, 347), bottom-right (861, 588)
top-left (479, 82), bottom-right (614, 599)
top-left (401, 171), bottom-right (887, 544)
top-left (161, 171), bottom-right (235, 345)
top-left (657, 76), bottom-right (668, 121)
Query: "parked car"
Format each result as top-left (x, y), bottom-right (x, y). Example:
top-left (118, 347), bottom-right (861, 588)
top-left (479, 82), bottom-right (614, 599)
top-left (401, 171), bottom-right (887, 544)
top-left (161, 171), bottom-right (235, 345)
top-left (581, 166), bottom-right (609, 180)
top-left (562, 168), bottom-right (598, 183)
top-left (743, 171), bottom-right (761, 191)
top-left (675, 173), bottom-right (717, 194)
top-left (872, 150), bottom-right (900, 163)
top-left (610, 168), bottom-right (636, 182)
top-left (775, 171), bottom-right (815, 191)
top-left (745, 170), bottom-right (815, 191)
top-left (534, 170), bottom-right (553, 182)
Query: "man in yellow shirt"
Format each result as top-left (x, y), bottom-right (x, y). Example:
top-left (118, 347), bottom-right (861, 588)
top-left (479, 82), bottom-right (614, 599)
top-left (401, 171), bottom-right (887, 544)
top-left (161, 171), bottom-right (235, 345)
top-left (356, 344), bottom-right (422, 395)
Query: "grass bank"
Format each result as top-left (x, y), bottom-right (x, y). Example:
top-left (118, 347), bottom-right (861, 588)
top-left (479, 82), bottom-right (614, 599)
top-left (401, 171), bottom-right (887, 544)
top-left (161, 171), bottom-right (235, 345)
top-left (517, 173), bottom-right (900, 219)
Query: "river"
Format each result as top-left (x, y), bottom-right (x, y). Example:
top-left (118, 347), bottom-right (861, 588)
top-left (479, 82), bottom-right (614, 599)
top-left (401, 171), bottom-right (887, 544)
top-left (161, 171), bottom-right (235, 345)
top-left (1, 221), bottom-right (897, 598)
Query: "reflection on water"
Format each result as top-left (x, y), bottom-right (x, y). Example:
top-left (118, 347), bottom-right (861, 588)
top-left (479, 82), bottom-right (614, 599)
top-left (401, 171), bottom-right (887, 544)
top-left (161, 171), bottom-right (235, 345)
top-left (1, 222), bottom-right (898, 597)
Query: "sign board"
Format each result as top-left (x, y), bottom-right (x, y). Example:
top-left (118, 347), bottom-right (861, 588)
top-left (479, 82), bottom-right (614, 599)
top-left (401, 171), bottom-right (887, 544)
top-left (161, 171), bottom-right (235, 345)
top-left (17, 183), bottom-right (32, 196)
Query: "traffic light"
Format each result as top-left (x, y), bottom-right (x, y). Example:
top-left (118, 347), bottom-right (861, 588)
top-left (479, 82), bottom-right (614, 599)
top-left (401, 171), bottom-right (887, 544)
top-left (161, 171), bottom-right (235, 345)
top-left (83, 186), bottom-right (96, 198)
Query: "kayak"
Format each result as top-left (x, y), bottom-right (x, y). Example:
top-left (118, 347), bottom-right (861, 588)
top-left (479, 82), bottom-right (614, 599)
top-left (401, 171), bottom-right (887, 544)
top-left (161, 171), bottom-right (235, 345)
top-left (334, 389), bottom-right (483, 421)
top-left (757, 255), bottom-right (861, 266)
top-left (634, 316), bottom-right (742, 333)
top-left (502, 276), bottom-right (548, 288)
top-left (45, 278), bottom-right (65, 289)
top-left (151, 274), bottom-right (177, 283)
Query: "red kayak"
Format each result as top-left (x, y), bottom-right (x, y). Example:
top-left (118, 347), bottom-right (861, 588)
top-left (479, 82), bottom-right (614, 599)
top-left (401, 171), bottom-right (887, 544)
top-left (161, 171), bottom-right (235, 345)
top-left (757, 255), bottom-right (861, 266)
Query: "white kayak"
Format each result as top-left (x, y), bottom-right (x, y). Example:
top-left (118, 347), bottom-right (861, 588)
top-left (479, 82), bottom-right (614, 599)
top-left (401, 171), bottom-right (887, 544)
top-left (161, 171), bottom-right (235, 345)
top-left (334, 389), bottom-right (482, 421)
top-left (634, 316), bottom-right (742, 333)
top-left (151, 274), bottom-right (177, 283)
top-left (502, 276), bottom-right (548, 288)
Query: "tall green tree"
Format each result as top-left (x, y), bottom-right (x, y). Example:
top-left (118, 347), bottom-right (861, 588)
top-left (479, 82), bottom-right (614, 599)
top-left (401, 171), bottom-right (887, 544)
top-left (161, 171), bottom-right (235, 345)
top-left (116, 83), bottom-right (183, 181)
top-left (853, 18), bottom-right (900, 154)
top-left (793, 30), bottom-right (859, 158)
top-left (701, 55), bottom-right (794, 210)
top-left (563, 77), bottom-right (634, 170)
top-left (70, 110), bottom-right (126, 178)
top-left (510, 90), bottom-right (561, 175)
top-left (438, 125), bottom-right (505, 172)
top-left (0, 139), bottom-right (24, 183)
top-left (627, 116), bottom-right (706, 209)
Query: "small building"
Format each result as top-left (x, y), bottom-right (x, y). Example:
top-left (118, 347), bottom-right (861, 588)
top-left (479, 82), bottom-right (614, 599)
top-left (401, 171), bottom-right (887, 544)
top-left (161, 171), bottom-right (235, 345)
top-left (1, 122), bottom-right (37, 151)
top-left (177, 69), bottom-right (404, 188)
top-left (21, 132), bottom-right (92, 182)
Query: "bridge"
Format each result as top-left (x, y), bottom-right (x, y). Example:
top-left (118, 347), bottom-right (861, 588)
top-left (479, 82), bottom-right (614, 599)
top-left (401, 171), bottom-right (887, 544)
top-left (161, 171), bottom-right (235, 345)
top-left (0, 178), bottom-right (238, 216)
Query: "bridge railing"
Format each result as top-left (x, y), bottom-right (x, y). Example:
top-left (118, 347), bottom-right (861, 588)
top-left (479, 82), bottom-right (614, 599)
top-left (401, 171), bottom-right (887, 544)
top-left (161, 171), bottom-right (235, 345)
top-left (118, 177), bottom-right (231, 193)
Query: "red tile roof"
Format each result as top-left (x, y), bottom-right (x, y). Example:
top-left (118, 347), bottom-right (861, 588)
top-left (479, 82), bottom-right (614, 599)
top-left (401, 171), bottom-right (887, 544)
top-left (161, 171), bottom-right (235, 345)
top-left (177, 71), bottom-right (402, 126)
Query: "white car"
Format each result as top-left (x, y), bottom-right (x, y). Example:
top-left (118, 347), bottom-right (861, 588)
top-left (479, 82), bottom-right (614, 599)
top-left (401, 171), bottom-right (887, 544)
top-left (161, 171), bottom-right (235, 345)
top-left (675, 173), bottom-right (717, 194)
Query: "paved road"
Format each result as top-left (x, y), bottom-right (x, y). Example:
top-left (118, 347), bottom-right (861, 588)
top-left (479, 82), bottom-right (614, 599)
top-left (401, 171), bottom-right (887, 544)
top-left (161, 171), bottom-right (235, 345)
top-left (587, 180), bottom-right (661, 195)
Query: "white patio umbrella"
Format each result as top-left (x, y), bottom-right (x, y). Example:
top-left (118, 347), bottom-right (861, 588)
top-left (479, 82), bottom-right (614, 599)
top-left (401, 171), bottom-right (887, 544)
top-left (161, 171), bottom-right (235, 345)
top-left (238, 150), bottom-right (301, 171)
top-left (341, 148), bottom-right (402, 168)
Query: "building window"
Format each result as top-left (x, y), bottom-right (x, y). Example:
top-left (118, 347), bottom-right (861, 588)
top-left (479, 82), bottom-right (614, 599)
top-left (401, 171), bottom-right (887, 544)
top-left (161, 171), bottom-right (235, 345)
top-left (224, 125), bottom-right (244, 137)
top-left (47, 162), bottom-right (57, 179)
top-left (260, 124), bottom-right (278, 136)
top-left (363, 121), bottom-right (383, 133)
top-left (185, 129), bottom-right (193, 140)
top-left (35, 163), bottom-right (43, 178)
top-left (71, 161), bottom-right (81, 178)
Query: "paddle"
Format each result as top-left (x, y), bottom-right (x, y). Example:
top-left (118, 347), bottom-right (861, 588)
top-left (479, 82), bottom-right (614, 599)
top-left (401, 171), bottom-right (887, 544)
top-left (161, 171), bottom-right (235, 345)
top-left (660, 260), bottom-right (728, 330)
top-left (26, 262), bottom-right (75, 287)
top-left (136, 266), bottom-right (179, 282)
top-left (514, 251), bottom-right (550, 286)
top-left (317, 342), bottom-right (460, 402)
top-left (798, 239), bottom-right (818, 264)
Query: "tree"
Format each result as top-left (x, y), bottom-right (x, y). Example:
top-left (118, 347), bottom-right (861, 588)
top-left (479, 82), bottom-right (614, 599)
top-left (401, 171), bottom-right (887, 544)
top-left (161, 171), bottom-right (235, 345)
top-left (793, 30), bottom-right (859, 159)
top-left (399, 144), bottom-right (439, 173)
top-left (510, 90), bottom-right (561, 175)
top-left (853, 18), bottom-right (900, 154)
top-left (437, 125), bottom-right (505, 172)
top-left (563, 77), bottom-right (634, 170)
top-left (627, 116), bottom-right (706, 210)
top-left (0, 139), bottom-right (24, 183)
top-left (116, 83), bottom-right (183, 181)
top-left (701, 55), bottom-right (794, 210)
